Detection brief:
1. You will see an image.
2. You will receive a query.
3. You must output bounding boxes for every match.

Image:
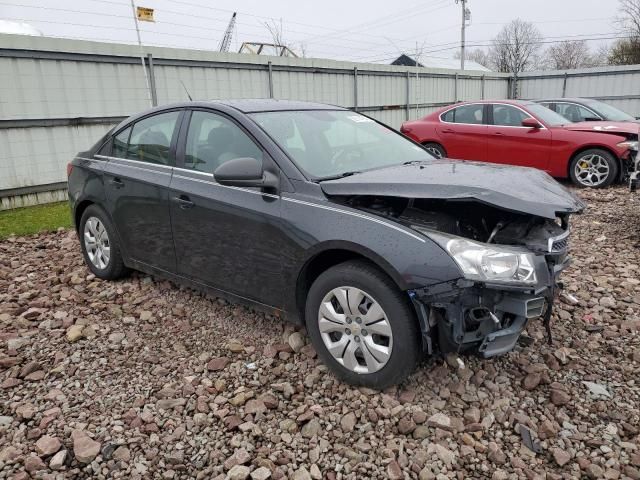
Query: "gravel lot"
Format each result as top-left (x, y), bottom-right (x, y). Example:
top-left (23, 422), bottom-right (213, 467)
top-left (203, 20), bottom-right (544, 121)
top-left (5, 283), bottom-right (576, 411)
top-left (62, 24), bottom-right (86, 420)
top-left (1, 186), bottom-right (639, 480)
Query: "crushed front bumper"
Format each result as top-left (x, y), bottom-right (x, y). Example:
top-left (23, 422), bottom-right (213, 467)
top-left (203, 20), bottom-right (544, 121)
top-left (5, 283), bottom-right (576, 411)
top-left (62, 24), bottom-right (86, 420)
top-left (409, 254), bottom-right (570, 358)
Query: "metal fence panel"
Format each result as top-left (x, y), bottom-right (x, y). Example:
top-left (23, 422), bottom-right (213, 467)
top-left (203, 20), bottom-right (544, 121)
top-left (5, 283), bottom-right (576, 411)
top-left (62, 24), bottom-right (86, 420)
top-left (4, 33), bottom-right (639, 208)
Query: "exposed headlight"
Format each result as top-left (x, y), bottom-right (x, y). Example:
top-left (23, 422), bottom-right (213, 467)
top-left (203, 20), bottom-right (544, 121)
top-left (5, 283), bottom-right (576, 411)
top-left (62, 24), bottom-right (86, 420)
top-left (424, 231), bottom-right (537, 285)
top-left (618, 140), bottom-right (638, 151)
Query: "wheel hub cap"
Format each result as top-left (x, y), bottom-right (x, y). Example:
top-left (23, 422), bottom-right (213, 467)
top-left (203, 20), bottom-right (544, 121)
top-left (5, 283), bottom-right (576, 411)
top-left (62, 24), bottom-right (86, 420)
top-left (83, 217), bottom-right (110, 270)
top-left (575, 154), bottom-right (609, 187)
top-left (317, 286), bottom-right (393, 374)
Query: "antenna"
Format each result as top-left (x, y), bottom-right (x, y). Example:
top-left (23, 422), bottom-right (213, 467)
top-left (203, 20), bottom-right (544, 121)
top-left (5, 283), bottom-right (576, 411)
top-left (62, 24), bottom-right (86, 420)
top-left (179, 80), bottom-right (193, 101)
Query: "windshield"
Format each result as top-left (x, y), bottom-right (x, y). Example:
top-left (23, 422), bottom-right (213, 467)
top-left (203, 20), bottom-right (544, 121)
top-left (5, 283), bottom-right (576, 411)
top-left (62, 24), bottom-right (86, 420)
top-left (250, 110), bottom-right (433, 179)
top-left (584, 99), bottom-right (636, 122)
top-left (525, 103), bottom-right (569, 126)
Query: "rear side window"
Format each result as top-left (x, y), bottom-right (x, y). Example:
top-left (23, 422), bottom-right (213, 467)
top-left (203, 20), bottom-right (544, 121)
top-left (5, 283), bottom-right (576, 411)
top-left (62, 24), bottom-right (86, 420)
top-left (555, 103), bottom-right (599, 122)
top-left (113, 127), bottom-right (131, 158)
top-left (441, 104), bottom-right (484, 124)
top-left (126, 111), bottom-right (181, 165)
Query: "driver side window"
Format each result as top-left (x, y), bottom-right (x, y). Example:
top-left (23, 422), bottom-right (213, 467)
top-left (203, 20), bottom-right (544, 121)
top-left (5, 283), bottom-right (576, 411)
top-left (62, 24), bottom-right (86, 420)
top-left (184, 111), bottom-right (263, 174)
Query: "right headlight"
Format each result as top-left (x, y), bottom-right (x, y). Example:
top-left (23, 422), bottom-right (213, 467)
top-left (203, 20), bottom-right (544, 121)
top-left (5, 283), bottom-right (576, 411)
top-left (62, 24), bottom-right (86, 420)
top-left (618, 140), bottom-right (638, 151)
top-left (424, 231), bottom-right (537, 285)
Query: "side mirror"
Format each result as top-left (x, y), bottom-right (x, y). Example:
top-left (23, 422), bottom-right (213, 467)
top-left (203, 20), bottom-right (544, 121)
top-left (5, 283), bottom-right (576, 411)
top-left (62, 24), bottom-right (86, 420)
top-left (214, 157), bottom-right (278, 189)
top-left (522, 117), bottom-right (543, 129)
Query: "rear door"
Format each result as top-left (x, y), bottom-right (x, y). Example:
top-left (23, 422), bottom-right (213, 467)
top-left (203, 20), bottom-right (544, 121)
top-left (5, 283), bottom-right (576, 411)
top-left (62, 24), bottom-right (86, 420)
top-left (436, 103), bottom-right (488, 161)
top-left (169, 108), bottom-right (285, 307)
top-left (101, 109), bottom-right (182, 272)
top-left (486, 104), bottom-right (551, 171)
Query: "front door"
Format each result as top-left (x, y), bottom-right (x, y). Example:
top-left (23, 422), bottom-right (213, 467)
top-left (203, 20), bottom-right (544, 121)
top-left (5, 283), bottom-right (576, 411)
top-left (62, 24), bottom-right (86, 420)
top-left (169, 109), bottom-right (285, 307)
top-left (486, 104), bottom-right (551, 171)
top-left (102, 110), bottom-right (183, 272)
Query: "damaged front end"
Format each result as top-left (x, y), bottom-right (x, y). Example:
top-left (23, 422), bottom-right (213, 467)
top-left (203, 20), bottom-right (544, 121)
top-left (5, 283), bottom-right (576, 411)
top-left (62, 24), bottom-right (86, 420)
top-left (320, 160), bottom-right (585, 359)
top-left (348, 195), bottom-right (575, 358)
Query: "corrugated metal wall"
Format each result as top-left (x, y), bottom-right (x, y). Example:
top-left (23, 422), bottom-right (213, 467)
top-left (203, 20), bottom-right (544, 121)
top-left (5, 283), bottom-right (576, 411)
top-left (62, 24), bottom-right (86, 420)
top-left (1, 33), bottom-right (638, 209)
top-left (0, 34), bottom-right (505, 208)
top-left (518, 65), bottom-right (640, 115)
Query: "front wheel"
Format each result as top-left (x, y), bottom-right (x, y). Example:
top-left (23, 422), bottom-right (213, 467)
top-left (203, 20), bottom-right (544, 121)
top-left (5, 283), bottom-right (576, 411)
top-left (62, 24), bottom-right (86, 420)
top-left (569, 149), bottom-right (618, 188)
top-left (305, 260), bottom-right (421, 389)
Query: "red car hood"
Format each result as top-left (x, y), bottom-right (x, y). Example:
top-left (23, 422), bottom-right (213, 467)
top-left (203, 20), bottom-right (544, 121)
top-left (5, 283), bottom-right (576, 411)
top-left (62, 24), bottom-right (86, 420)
top-left (562, 121), bottom-right (640, 136)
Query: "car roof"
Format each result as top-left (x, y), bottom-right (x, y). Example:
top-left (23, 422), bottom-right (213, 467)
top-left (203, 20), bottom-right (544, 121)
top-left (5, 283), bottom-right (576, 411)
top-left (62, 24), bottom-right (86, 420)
top-left (446, 99), bottom-right (536, 107)
top-left (212, 99), bottom-right (345, 113)
top-left (534, 98), bottom-right (594, 104)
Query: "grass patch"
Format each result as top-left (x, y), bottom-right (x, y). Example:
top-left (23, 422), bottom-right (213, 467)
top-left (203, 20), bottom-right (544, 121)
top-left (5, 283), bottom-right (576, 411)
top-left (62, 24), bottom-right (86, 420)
top-left (0, 202), bottom-right (73, 240)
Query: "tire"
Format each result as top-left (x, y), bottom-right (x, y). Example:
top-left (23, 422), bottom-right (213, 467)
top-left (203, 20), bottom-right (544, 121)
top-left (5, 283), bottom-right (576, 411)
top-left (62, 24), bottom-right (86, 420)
top-left (569, 148), bottom-right (618, 188)
top-left (423, 142), bottom-right (447, 159)
top-left (305, 260), bottom-right (421, 389)
top-left (79, 204), bottom-right (128, 280)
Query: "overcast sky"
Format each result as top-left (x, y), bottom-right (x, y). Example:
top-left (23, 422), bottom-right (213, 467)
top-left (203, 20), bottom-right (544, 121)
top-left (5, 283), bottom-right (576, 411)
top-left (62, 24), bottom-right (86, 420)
top-left (0, 0), bottom-right (623, 63)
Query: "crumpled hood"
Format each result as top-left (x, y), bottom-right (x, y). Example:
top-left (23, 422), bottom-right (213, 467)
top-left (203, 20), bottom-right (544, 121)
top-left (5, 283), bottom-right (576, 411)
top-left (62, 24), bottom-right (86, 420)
top-left (320, 159), bottom-right (586, 219)
top-left (562, 121), bottom-right (639, 136)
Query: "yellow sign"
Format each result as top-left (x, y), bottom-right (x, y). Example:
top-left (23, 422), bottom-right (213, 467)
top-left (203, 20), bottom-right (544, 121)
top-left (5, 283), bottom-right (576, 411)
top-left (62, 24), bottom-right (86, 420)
top-left (136, 6), bottom-right (155, 22)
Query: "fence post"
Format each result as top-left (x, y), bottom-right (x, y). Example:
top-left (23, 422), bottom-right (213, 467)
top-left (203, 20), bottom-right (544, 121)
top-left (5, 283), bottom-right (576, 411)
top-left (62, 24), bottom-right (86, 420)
top-left (454, 72), bottom-right (459, 102)
top-left (512, 73), bottom-right (518, 99)
top-left (353, 67), bottom-right (358, 112)
top-left (481, 74), bottom-right (485, 100)
top-left (406, 70), bottom-right (411, 120)
top-left (146, 54), bottom-right (158, 107)
top-left (562, 72), bottom-right (568, 98)
top-left (267, 61), bottom-right (274, 98)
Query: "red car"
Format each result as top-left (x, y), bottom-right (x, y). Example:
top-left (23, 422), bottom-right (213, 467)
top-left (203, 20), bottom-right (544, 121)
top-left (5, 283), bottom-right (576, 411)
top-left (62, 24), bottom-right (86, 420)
top-left (400, 100), bottom-right (639, 188)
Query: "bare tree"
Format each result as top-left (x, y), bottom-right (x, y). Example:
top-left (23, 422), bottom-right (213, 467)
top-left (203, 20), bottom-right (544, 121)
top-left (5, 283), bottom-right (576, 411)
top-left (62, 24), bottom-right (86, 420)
top-left (608, 38), bottom-right (640, 64)
top-left (609, 0), bottom-right (640, 65)
top-left (454, 48), bottom-right (492, 69)
top-left (488, 19), bottom-right (543, 74)
top-left (264, 19), bottom-right (286, 47)
top-left (617, 0), bottom-right (640, 36)
top-left (591, 44), bottom-right (613, 66)
top-left (544, 40), bottom-right (593, 70)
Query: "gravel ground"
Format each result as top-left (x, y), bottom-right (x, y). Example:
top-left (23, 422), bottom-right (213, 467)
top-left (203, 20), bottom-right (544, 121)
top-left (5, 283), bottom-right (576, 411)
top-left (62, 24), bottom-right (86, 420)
top-left (1, 186), bottom-right (639, 480)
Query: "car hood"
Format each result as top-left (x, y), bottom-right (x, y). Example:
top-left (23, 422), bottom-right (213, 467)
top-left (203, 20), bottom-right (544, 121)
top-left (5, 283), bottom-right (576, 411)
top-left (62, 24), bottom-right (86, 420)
top-left (320, 159), bottom-right (586, 220)
top-left (562, 121), bottom-right (640, 136)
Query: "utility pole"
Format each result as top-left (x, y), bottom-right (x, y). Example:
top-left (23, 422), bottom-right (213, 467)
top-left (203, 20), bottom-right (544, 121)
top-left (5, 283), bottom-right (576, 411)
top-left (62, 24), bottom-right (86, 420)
top-left (456, 0), bottom-right (471, 70)
top-left (130, 0), bottom-right (153, 107)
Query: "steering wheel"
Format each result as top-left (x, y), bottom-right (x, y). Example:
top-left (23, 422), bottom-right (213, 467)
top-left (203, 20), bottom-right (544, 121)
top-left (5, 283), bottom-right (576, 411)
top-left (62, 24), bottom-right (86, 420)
top-left (331, 145), bottom-right (363, 171)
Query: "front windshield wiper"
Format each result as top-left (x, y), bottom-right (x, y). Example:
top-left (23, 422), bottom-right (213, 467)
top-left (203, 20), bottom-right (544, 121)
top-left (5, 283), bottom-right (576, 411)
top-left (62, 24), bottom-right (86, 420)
top-left (403, 160), bottom-right (429, 165)
top-left (315, 171), bottom-right (361, 182)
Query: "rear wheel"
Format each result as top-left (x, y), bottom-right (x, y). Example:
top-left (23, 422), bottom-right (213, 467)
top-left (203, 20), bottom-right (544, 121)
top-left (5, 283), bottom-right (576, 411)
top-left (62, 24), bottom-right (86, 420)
top-left (305, 260), bottom-right (421, 389)
top-left (79, 205), bottom-right (127, 280)
top-left (569, 149), bottom-right (618, 188)
top-left (423, 142), bottom-right (446, 159)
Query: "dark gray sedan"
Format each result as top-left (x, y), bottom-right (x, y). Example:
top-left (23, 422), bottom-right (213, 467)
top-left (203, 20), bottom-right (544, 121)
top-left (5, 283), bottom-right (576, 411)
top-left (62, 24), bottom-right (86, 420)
top-left (67, 100), bottom-right (584, 388)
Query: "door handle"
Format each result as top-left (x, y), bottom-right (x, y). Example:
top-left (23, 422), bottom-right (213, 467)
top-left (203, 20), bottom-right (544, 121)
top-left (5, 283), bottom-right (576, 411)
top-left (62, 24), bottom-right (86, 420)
top-left (441, 129), bottom-right (455, 134)
top-left (494, 132), bottom-right (504, 136)
top-left (172, 195), bottom-right (195, 209)
top-left (109, 178), bottom-right (124, 188)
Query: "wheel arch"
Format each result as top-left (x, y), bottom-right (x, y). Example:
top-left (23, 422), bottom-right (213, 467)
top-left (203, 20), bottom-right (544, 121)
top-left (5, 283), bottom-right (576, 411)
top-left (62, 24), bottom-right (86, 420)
top-left (294, 243), bottom-right (408, 324)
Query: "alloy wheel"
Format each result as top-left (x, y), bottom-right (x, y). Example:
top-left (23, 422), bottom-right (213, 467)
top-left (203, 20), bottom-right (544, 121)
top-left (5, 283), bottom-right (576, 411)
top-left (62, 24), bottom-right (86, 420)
top-left (317, 286), bottom-right (393, 374)
top-left (83, 216), bottom-right (111, 270)
top-left (425, 146), bottom-right (444, 159)
top-left (574, 154), bottom-right (610, 187)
